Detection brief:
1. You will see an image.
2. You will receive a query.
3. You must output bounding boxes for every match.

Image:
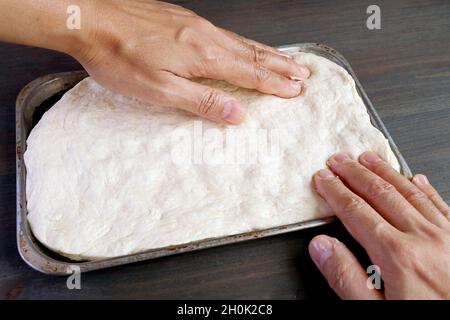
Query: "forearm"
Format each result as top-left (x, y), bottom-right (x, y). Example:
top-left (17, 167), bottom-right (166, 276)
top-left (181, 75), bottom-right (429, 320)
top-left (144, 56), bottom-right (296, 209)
top-left (0, 0), bottom-right (90, 56)
top-left (0, 0), bottom-right (309, 125)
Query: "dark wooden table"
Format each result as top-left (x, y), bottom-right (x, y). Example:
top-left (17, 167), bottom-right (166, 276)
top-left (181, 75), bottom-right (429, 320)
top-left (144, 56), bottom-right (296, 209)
top-left (1, 0), bottom-right (449, 299)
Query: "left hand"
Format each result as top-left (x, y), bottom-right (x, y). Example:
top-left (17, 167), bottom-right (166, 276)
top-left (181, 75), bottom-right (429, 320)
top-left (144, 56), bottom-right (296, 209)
top-left (72, 0), bottom-right (309, 124)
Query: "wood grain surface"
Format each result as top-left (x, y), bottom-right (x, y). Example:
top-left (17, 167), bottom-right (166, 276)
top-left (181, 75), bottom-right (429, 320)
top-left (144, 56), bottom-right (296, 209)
top-left (0, 0), bottom-right (449, 299)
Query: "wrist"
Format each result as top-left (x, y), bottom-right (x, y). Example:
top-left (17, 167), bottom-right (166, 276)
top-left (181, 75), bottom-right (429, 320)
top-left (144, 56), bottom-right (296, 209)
top-left (46, 0), bottom-right (96, 59)
top-left (0, 0), bottom-right (94, 59)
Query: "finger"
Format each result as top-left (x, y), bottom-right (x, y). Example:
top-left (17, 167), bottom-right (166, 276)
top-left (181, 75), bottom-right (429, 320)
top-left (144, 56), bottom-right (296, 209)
top-left (313, 168), bottom-right (397, 253)
top-left (222, 32), bottom-right (310, 80)
top-left (358, 152), bottom-right (449, 229)
top-left (219, 28), bottom-right (289, 58)
top-left (205, 55), bottom-right (303, 98)
top-left (309, 235), bottom-right (384, 300)
top-left (154, 72), bottom-right (245, 124)
top-left (327, 153), bottom-right (428, 232)
top-left (412, 174), bottom-right (450, 222)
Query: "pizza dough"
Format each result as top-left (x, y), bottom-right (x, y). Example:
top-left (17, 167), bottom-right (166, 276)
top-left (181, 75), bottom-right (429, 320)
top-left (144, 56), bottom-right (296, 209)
top-left (25, 52), bottom-right (399, 260)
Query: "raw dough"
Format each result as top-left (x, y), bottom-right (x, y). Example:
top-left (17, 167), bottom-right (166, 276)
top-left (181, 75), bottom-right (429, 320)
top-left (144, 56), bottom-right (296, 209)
top-left (25, 52), bottom-right (400, 260)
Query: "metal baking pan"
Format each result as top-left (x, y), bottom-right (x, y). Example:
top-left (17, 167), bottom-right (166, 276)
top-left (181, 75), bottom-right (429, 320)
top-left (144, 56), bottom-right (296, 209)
top-left (16, 43), bottom-right (413, 275)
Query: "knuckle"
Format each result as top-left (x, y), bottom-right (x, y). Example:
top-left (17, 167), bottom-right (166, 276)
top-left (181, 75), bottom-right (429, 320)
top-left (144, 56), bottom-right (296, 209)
top-left (195, 60), bottom-right (211, 78)
top-left (254, 66), bottom-right (271, 85)
top-left (372, 221), bottom-right (390, 239)
top-left (366, 179), bottom-right (396, 199)
top-left (175, 26), bottom-right (196, 44)
top-left (192, 16), bottom-right (214, 30)
top-left (403, 187), bottom-right (428, 205)
top-left (176, 24), bottom-right (219, 59)
top-left (254, 47), bottom-right (268, 64)
top-left (237, 42), bottom-right (252, 58)
top-left (339, 195), bottom-right (366, 216)
top-left (428, 192), bottom-right (442, 206)
top-left (198, 88), bottom-right (221, 116)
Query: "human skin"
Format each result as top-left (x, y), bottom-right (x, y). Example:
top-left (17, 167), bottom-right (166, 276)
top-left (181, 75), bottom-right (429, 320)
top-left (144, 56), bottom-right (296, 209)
top-left (1, 0), bottom-right (449, 300)
top-left (0, 0), bottom-right (310, 124)
top-left (310, 151), bottom-right (450, 299)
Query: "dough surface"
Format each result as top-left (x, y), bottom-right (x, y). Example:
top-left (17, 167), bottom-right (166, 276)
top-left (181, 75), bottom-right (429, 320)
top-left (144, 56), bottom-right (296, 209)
top-left (25, 52), bottom-right (399, 260)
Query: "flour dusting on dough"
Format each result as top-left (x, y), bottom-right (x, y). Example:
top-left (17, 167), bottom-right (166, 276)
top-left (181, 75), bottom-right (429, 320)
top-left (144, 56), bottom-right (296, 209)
top-left (25, 52), bottom-right (399, 260)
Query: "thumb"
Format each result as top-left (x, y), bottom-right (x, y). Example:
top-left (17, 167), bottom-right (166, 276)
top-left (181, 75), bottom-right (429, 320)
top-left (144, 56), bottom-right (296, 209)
top-left (157, 72), bottom-right (246, 125)
top-left (308, 235), bottom-right (383, 300)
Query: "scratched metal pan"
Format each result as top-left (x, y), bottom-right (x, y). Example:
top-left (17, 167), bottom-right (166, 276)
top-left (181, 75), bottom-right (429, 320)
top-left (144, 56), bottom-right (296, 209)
top-left (16, 43), bottom-right (413, 275)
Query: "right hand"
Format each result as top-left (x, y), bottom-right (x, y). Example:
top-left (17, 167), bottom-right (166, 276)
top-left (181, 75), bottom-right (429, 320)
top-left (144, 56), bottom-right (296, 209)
top-left (310, 151), bottom-right (450, 299)
top-left (72, 0), bottom-right (310, 124)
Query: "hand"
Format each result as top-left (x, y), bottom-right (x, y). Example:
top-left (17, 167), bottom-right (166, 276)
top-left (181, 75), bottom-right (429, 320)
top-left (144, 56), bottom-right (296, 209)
top-left (309, 151), bottom-right (450, 299)
top-left (71, 0), bottom-right (309, 124)
top-left (1, 0), bottom-right (308, 123)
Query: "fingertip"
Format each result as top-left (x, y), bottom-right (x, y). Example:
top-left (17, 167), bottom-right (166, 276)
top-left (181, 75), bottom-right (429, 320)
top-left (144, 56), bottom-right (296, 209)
top-left (275, 80), bottom-right (302, 98)
top-left (289, 80), bottom-right (303, 96)
top-left (297, 65), bottom-right (311, 79)
top-left (288, 66), bottom-right (311, 81)
top-left (309, 234), bottom-right (334, 250)
top-left (328, 153), bottom-right (351, 166)
top-left (221, 99), bottom-right (246, 124)
top-left (359, 151), bottom-right (382, 164)
top-left (313, 169), bottom-right (336, 195)
top-left (315, 169), bottom-right (335, 180)
top-left (412, 174), bottom-right (429, 186)
top-left (309, 235), bottom-right (336, 268)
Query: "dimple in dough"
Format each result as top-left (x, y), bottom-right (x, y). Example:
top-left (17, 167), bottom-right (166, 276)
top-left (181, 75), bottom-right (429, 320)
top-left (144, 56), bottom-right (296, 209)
top-left (25, 52), bottom-right (400, 260)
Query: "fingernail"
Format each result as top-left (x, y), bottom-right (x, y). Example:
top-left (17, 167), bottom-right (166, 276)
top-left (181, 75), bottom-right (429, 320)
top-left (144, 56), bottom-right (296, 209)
top-left (414, 174), bottom-right (429, 185)
top-left (290, 66), bottom-right (311, 81)
top-left (309, 237), bottom-right (334, 268)
top-left (290, 81), bottom-right (302, 94)
top-left (331, 153), bottom-right (350, 163)
top-left (222, 100), bottom-right (246, 124)
top-left (294, 65), bottom-right (311, 79)
top-left (362, 151), bottom-right (381, 163)
top-left (316, 169), bottom-right (335, 179)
